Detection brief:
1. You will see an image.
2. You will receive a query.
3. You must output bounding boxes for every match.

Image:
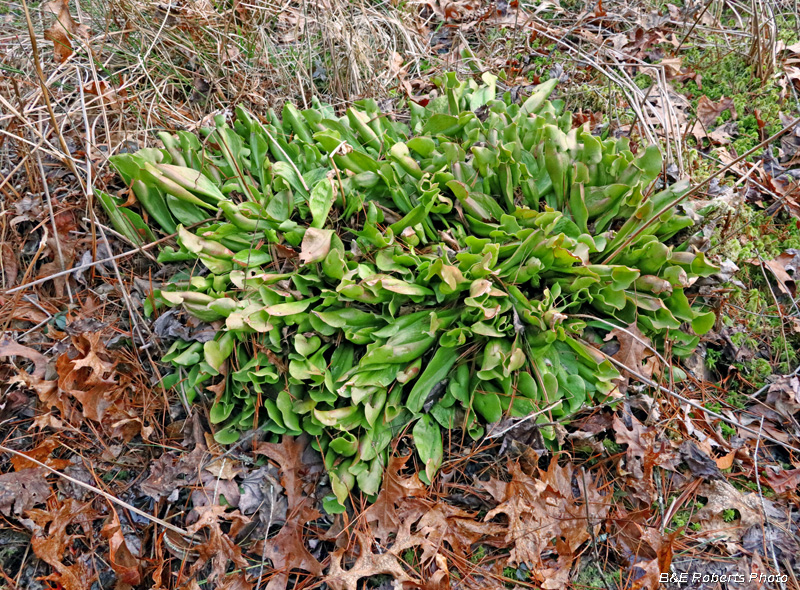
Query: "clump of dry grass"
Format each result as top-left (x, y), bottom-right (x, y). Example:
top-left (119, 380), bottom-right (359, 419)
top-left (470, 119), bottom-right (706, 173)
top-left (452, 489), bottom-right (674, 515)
top-left (0, 0), bottom-right (428, 201)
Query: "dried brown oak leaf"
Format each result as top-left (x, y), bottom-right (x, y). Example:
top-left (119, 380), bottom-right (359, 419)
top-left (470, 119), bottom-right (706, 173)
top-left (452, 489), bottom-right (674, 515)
top-left (630, 529), bottom-right (677, 590)
top-left (216, 573), bottom-right (253, 590)
top-left (326, 531), bottom-right (418, 590)
top-left (697, 96), bottom-right (737, 128)
top-left (757, 250), bottom-right (799, 296)
top-left (692, 479), bottom-right (762, 544)
top-left (604, 323), bottom-right (658, 386)
top-left (390, 500), bottom-right (505, 566)
top-left (187, 505), bottom-right (250, 583)
top-left (253, 435), bottom-right (323, 590)
top-left (255, 434), bottom-right (316, 509)
top-left (481, 459), bottom-right (609, 590)
top-left (613, 415), bottom-right (679, 505)
top-left (27, 498), bottom-right (97, 590)
top-left (44, 0), bottom-right (89, 63)
top-left (18, 332), bottom-right (147, 440)
top-left (766, 375), bottom-right (800, 418)
top-left (362, 454), bottom-right (426, 541)
top-left (253, 502), bottom-right (323, 590)
top-left (10, 437), bottom-right (71, 471)
top-left (764, 467), bottom-right (800, 494)
top-left (102, 511), bottom-right (142, 588)
top-left (0, 467), bottom-right (50, 516)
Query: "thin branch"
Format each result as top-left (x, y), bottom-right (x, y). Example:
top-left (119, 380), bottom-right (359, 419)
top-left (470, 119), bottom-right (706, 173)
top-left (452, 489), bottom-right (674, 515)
top-left (0, 444), bottom-right (191, 538)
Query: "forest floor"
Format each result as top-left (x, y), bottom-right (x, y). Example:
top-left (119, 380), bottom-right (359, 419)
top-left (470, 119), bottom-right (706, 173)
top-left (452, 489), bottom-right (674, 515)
top-left (2, 0), bottom-right (800, 588)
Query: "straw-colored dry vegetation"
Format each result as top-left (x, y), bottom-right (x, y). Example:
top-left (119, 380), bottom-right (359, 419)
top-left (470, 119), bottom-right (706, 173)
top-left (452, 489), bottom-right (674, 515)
top-left (2, 0), bottom-right (800, 588)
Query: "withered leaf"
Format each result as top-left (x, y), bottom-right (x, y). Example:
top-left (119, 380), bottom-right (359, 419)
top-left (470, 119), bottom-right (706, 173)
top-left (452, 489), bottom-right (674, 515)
top-left (481, 459), bottom-right (609, 590)
top-left (630, 529), bottom-right (677, 590)
top-left (613, 414), bottom-right (679, 504)
top-left (397, 501), bottom-right (505, 564)
top-left (758, 250), bottom-right (799, 296)
top-left (679, 441), bottom-right (722, 480)
top-left (28, 498), bottom-right (97, 590)
top-left (102, 512), bottom-right (142, 587)
top-left (299, 227), bottom-right (333, 264)
top-left (326, 531), bottom-right (418, 590)
top-left (10, 438), bottom-right (71, 471)
top-left (252, 435), bottom-right (322, 590)
top-left (1, 242), bottom-right (18, 287)
top-left (255, 503), bottom-right (323, 590)
top-left (0, 467), bottom-right (50, 515)
top-left (362, 454), bottom-right (426, 541)
top-left (43, 0), bottom-right (89, 63)
top-left (216, 573), bottom-right (253, 590)
top-left (187, 505), bottom-right (250, 583)
top-left (254, 434), bottom-right (315, 510)
top-left (604, 323), bottom-right (658, 385)
top-left (696, 95), bottom-right (736, 128)
top-left (765, 375), bottom-right (800, 418)
top-left (692, 479), bottom-right (763, 543)
top-left (764, 467), bottom-right (800, 494)
top-left (0, 338), bottom-right (49, 379)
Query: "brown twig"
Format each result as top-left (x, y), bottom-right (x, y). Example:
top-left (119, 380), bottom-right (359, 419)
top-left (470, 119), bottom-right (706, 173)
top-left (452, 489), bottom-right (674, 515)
top-left (0, 444), bottom-right (191, 537)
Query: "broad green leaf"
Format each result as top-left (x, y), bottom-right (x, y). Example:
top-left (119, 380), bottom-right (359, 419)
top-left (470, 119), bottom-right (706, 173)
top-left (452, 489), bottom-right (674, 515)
top-left (309, 175), bottom-right (335, 228)
top-left (406, 346), bottom-right (458, 414)
top-left (413, 414), bottom-right (443, 483)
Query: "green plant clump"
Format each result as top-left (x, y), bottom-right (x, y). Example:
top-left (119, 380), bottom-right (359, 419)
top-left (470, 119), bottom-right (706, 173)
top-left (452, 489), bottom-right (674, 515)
top-left (104, 73), bottom-right (717, 512)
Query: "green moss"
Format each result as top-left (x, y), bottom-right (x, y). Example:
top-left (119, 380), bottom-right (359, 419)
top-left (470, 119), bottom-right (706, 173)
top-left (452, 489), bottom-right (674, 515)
top-left (720, 422), bottom-right (737, 439)
top-left (602, 438), bottom-right (622, 454)
top-left (722, 508), bottom-right (739, 522)
top-left (673, 47), bottom-right (787, 159)
top-left (575, 564), bottom-right (620, 589)
top-left (634, 73), bottom-right (652, 90)
top-left (470, 545), bottom-right (487, 563)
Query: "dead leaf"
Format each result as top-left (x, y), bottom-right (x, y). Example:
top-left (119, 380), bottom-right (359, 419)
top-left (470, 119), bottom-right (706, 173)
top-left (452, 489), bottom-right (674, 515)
top-left (10, 438), bottom-right (71, 471)
top-left (326, 531), bottom-right (418, 590)
top-left (255, 502), bottom-right (323, 590)
top-left (715, 450), bottom-right (736, 470)
top-left (187, 505), bottom-right (250, 583)
top-left (604, 323), bottom-right (658, 386)
top-left (696, 96), bottom-right (736, 128)
top-left (481, 459), bottom-right (609, 589)
top-left (679, 441), bottom-right (722, 480)
top-left (391, 501), bottom-right (505, 566)
top-left (692, 479), bottom-right (763, 543)
top-left (27, 498), bottom-right (97, 590)
top-left (764, 467), bottom-right (800, 494)
top-left (760, 250), bottom-right (799, 295)
top-left (15, 332), bottom-right (147, 440)
top-left (659, 56), bottom-right (684, 78)
top-left (102, 512), bottom-right (142, 588)
top-left (83, 79), bottom-right (127, 108)
top-left (43, 0), bottom-right (89, 63)
top-left (1, 243), bottom-right (18, 287)
top-left (0, 338), bottom-right (49, 378)
top-left (630, 529), bottom-right (677, 590)
top-left (779, 112), bottom-right (800, 162)
top-left (362, 454), bottom-right (427, 541)
top-left (0, 468), bottom-right (50, 515)
top-left (299, 227), bottom-right (333, 264)
top-left (706, 121), bottom-right (739, 145)
top-left (766, 375), bottom-right (800, 418)
top-left (613, 414), bottom-right (679, 504)
top-left (217, 573), bottom-right (253, 590)
top-left (253, 435), bottom-right (324, 590)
